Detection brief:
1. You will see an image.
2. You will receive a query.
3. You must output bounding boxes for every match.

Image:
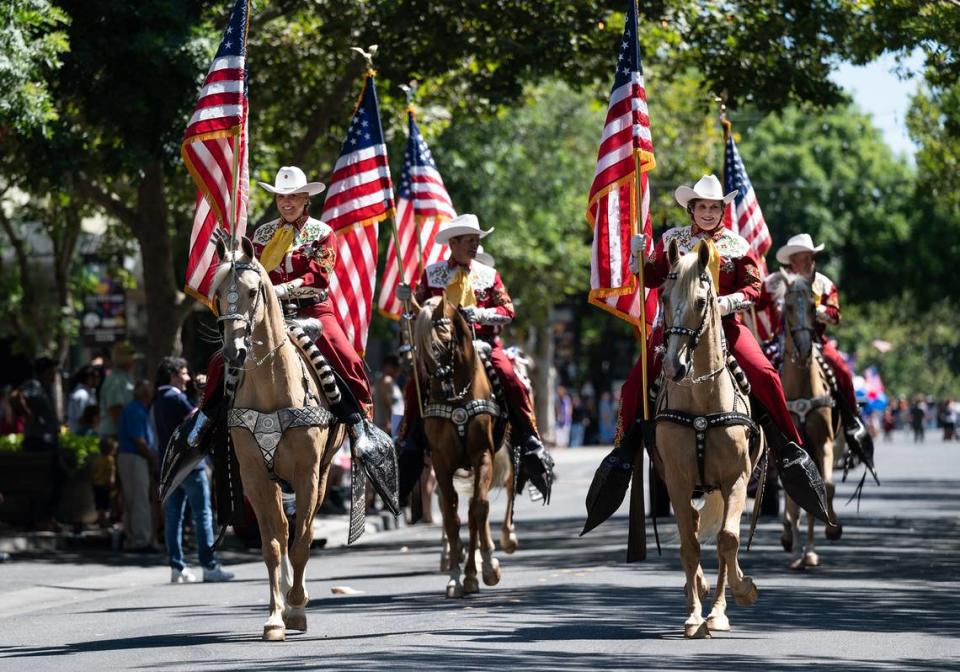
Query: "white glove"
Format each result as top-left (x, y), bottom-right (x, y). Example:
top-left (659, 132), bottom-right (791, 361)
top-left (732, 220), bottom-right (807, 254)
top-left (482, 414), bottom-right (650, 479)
top-left (274, 278), bottom-right (303, 299)
top-left (628, 234), bottom-right (648, 274)
top-left (718, 293), bottom-right (752, 316)
top-left (396, 282), bottom-right (412, 302)
top-left (461, 306), bottom-right (481, 324)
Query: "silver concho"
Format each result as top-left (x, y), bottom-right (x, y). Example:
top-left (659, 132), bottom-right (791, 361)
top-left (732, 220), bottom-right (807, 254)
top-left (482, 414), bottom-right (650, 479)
top-left (693, 416), bottom-right (708, 431)
top-left (227, 290), bottom-right (239, 303)
top-left (451, 408), bottom-right (469, 426)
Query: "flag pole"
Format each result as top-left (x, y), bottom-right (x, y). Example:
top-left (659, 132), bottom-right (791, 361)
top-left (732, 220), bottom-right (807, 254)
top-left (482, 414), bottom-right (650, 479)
top-left (633, 1), bottom-right (649, 423)
top-left (718, 98), bottom-right (761, 340)
top-left (394, 87), bottom-right (425, 419)
top-left (229, 127), bottom-right (242, 249)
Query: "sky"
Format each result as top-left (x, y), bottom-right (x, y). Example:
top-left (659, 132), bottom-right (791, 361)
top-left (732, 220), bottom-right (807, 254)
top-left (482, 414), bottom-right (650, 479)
top-left (831, 51), bottom-right (925, 160)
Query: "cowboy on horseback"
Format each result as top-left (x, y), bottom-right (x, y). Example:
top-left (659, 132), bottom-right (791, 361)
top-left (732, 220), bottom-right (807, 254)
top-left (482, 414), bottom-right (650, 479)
top-left (758, 233), bottom-right (877, 474)
top-left (585, 175), bottom-right (832, 531)
top-left (162, 166), bottom-right (393, 520)
top-left (396, 213), bottom-right (555, 501)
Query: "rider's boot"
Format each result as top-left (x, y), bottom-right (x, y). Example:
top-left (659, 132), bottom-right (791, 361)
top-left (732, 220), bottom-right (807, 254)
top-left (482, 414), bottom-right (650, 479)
top-left (582, 420), bottom-right (643, 535)
top-left (752, 398), bottom-right (833, 525)
top-left (517, 431), bottom-right (555, 504)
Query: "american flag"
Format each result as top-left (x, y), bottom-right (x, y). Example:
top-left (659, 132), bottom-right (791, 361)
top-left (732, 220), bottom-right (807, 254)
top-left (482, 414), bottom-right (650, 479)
top-left (586, 0), bottom-right (657, 331)
top-left (377, 110), bottom-right (455, 320)
top-left (322, 73), bottom-right (395, 353)
top-left (723, 135), bottom-right (771, 260)
top-left (182, 0), bottom-right (250, 307)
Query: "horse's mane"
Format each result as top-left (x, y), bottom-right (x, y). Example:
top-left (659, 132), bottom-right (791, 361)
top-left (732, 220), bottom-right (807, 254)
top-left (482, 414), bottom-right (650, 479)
top-left (414, 296), bottom-right (445, 371)
top-left (669, 250), bottom-right (706, 308)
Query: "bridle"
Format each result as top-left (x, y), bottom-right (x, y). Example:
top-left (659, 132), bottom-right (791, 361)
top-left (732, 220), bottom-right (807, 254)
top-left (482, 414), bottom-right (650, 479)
top-left (663, 270), bottom-right (726, 384)
top-left (216, 260), bottom-right (282, 372)
top-left (428, 312), bottom-right (472, 402)
top-left (784, 283), bottom-right (815, 364)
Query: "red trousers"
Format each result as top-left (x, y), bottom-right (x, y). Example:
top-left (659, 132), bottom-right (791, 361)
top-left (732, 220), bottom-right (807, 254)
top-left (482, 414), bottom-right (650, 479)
top-left (202, 301), bottom-right (372, 412)
top-left (403, 341), bottom-right (539, 439)
top-left (820, 339), bottom-right (857, 412)
top-left (617, 318), bottom-right (802, 445)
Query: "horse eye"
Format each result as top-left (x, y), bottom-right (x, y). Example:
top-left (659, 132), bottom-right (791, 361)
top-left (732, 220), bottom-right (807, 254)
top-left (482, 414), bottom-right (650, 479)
top-left (248, 288), bottom-right (257, 298)
top-left (696, 298), bottom-right (706, 310)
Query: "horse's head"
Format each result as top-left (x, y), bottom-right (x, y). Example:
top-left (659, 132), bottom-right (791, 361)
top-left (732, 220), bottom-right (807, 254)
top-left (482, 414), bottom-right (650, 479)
top-left (212, 236), bottom-right (267, 369)
top-left (783, 272), bottom-right (816, 363)
top-left (414, 296), bottom-right (475, 401)
top-left (661, 239), bottom-right (719, 382)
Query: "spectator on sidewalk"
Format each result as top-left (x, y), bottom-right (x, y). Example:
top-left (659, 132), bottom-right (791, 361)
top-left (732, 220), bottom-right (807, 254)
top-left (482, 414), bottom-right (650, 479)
top-left (100, 342), bottom-right (136, 439)
top-left (11, 356), bottom-right (64, 530)
top-left (373, 354), bottom-right (404, 437)
top-left (910, 396), bottom-right (927, 444)
top-left (569, 393), bottom-right (588, 447)
top-left (117, 380), bottom-right (157, 551)
top-left (67, 365), bottom-right (100, 434)
top-left (598, 391), bottom-right (616, 444)
top-left (555, 386), bottom-right (572, 448)
top-left (153, 357), bottom-right (233, 583)
top-left (90, 433), bottom-right (116, 528)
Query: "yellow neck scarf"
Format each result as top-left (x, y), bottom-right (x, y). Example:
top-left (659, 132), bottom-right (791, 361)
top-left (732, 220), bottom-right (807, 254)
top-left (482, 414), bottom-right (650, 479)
top-left (260, 224), bottom-right (295, 272)
top-left (444, 267), bottom-right (477, 308)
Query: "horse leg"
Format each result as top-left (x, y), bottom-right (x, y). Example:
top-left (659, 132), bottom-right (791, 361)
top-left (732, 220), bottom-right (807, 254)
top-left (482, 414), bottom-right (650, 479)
top-left (250, 483), bottom-right (289, 641)
top-left (666, 474), bottom-right (709, 639)
top-left (475, 448), bottom-right (501, 587)
top-left (434, 465), bottom-right (464, 598)
top-left (822, 436), bottom-right (842, 541)
top-left (499, 453), bottom-right (518, 554)
top-left (780, 493), bottom-right (794, 552)
top-left (707, 551), bottom-right (730, 632)
top-left (283, 438), bottom-right (322, 632)
top-left (719, 475), bottom-right (759, 610)
top-left (786, 495), bottom-right (805, 570)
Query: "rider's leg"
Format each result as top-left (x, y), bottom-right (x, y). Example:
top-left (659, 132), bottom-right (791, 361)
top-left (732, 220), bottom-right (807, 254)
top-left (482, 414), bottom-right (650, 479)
top-left (724, 319), bottom-right (831, 524)
top-left (820, 340), bottom-right (875, 467)
top-left (312, 304), bottom-right (374, 417)
top-left (487, 345), bottom-right (554, 501)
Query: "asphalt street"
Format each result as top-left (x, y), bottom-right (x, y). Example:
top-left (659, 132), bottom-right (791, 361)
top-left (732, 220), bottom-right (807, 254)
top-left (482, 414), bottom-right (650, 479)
top-left (0, 432), bottom-right (957, 671)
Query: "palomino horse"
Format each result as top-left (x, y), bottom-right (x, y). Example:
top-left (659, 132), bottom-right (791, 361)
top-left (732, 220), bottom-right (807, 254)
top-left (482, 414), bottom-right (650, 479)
top-left (415, 296), bottom-right (504, 597)
top-left (779, 273), bottom-right (841, 569)
top-left (654, 240), bottom-right (761, 639)
top-left (214, 239), bottom-right (343, 640)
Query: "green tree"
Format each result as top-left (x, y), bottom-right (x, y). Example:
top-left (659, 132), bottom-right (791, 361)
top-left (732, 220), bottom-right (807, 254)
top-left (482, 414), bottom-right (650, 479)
top-left (0, 0), bottom-right (69, 134)
top-left (736, 105), bottom-right (912, 303)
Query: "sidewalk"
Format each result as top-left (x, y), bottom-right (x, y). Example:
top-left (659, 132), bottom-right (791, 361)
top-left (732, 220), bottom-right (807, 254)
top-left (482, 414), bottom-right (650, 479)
top-left (0, 508), bottom-right (402, 558)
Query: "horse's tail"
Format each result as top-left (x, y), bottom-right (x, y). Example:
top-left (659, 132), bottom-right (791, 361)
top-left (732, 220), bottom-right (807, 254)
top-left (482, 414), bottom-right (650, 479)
top-left (696, 490), bottom-right (725, 543)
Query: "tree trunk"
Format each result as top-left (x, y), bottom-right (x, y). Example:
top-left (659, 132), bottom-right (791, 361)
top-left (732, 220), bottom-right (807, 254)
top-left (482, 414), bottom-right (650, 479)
top-left (132, 162), bottom-right (181, 374)
top-left (529, 322), bottom-right (556, 445)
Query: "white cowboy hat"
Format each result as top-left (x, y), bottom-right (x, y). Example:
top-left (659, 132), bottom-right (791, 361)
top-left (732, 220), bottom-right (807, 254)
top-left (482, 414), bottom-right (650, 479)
top-left (674, 174), bottom-right (737, 208)
top-left (257, 166), bottom-right (326, 196)
top-left (475, 245), bottom-right (495, 267)
top-left (776, 233), bottom-right (825, 265)
top-left (435, 213), bottom-right (493, 244)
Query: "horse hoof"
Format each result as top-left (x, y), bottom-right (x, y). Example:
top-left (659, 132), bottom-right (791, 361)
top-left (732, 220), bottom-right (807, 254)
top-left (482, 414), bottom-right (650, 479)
top-left (482, 558), bottom-right (501, 587)
top-left (283, 613), bottom-right (307, 632)
top-left (825, 523), bottom-right (843, 541)
top-left (262, 625), bottom-right (286, 641)
top-left (781, 522), bottom-right (793, 552)
top-left (804, 551), bottom-right (820, 567)
top-left (706, 614), bottom-right (730, 632)
top-left (500, 533), bottom-right (518, 555)
top-left (684, 621), bottom-right (711, 639)
top-left (463, 576), bottom-right (480, 594)
top-left (788, 557), bottom-right (805, 571)
top-left (446, 581), bottom-right (463, 599)
top-left (732, 578), bottom-right (759, 607)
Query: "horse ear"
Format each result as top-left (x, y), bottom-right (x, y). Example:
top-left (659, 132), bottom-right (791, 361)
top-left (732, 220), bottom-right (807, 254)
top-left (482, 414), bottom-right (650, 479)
top-left (697, 240), bottom-right (710, 270)
top-left (215, 237), bottom-right (227, 261)
top-left (241, 236), bottom-right (255, 260)
top-left (667, 239), bottom-right (680, 267)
